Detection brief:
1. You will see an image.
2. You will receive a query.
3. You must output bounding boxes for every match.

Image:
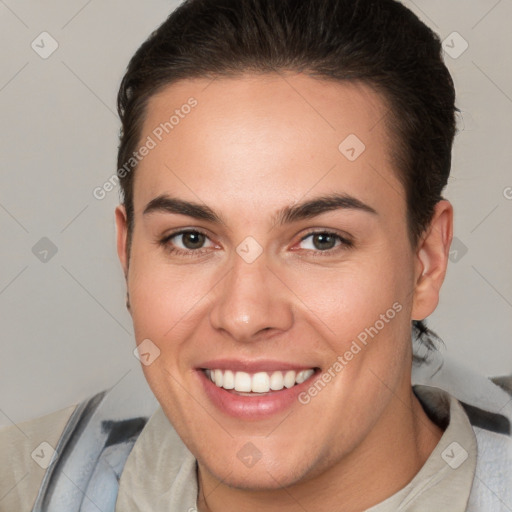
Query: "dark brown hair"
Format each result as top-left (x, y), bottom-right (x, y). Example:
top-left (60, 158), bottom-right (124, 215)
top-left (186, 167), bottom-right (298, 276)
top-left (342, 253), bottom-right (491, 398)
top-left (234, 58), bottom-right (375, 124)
top-left (116, 0), bottom-right (456, 357)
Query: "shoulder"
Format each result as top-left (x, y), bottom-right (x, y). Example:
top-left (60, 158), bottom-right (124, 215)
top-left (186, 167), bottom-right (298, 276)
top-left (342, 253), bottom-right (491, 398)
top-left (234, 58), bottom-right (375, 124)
top-left (467, 377), bottom-right (512, 510)
top-left (467, 422), bottom-right (512, 511)
top-left (412, 352), bottom-right (512, 510)
top-left (0, 404), bottom-right (77, 512)
top-left (0, 388), bottom-right (153, 512)
top-left (0, 372), bottom-right (159, 512)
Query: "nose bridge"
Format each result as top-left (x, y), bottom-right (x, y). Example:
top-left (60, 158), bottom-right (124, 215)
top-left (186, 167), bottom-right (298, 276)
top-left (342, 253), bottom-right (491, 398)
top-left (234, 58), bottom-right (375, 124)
top-left (209, 252), bottom-right (293, 341)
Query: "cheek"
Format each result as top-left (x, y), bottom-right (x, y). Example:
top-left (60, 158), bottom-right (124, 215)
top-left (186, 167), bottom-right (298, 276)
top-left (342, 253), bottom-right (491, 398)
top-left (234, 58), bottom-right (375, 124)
top-left (126, 245), bottom-right (214, 348)
top-left (291, 251), bottom-right (413, 345)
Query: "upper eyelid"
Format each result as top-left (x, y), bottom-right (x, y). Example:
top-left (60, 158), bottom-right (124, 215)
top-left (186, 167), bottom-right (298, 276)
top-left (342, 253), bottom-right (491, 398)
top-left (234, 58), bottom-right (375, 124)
top-left (295, 232), bottom-right (353, 252)
top-left (162, 228), bottom-right (211, 240)
top-left (163, 229), bottom-right (215, 246)
top-left (298, 230), bottom-right (352, 242)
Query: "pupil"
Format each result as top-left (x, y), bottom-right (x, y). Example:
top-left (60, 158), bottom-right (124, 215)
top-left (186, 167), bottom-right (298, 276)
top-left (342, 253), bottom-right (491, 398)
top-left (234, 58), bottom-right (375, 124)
top-left (184, 232), bottom-right (205, 249)
top-left (314, 233), bottom-right (335, 250)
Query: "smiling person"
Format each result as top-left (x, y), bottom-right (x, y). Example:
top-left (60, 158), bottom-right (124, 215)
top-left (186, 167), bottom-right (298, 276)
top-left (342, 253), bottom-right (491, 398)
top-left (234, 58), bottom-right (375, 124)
top-left (2, 0), bottom-right (512, 511)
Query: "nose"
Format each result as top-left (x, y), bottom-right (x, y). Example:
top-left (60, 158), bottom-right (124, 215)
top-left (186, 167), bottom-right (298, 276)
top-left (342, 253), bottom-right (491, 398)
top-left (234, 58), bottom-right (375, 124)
top-left (209, 253), bottom-right (294, 343)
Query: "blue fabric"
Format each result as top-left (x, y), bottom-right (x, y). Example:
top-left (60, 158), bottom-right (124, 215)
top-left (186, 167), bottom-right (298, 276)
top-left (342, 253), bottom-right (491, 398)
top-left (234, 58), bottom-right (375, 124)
top-left (31, 387), bottom-right (151, 512)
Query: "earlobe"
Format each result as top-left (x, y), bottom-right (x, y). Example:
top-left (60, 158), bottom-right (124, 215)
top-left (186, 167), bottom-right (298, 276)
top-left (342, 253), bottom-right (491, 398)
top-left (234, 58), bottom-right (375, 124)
top-left (411, 200), bottom-right (453, 321)
top-left (114, 204), bottom-right (129, 279)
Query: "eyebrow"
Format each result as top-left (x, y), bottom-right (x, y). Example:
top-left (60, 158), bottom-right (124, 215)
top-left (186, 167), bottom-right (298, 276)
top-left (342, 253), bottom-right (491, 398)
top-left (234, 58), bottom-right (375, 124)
top-left (143, 193), bottom-right (377, 226)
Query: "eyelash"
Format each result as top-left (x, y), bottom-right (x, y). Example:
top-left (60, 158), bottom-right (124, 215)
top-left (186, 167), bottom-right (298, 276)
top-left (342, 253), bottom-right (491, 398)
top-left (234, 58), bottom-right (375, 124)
top-left (158, 229), bottom-right (215, 258)
top-left (158, 229), bottom-right (354, 258)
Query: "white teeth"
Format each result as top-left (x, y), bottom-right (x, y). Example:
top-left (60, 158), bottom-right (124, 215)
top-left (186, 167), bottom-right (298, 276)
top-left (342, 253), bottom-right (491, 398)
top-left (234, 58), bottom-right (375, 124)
top-left (295, 370), bottom-right (307, 384)
top-left (214, 369), bottom-right (223, 387)
top-left (204, 368), bottom-right (315, 393)
top-left (234, 371), bottom-right (252, 392)
top-left (251, 372), bottom-right (270, 393)
top-left (269, 371), bottom-right (284, 390)
top-left (222, 370), bottom-right (235, 390)
top-left (283, 370), bottom-right (296, 388)
top-left (296, 369), bottom-right (314, 384)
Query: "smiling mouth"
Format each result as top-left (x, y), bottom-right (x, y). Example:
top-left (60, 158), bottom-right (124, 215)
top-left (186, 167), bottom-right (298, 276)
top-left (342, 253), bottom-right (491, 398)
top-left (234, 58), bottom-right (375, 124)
top-left (202, 368), bottom-right (318, 394)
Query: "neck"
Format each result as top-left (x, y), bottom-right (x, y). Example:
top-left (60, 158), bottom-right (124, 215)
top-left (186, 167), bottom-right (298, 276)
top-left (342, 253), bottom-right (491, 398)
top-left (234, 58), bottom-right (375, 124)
top-left (197, 385), bottom-right (443, 512)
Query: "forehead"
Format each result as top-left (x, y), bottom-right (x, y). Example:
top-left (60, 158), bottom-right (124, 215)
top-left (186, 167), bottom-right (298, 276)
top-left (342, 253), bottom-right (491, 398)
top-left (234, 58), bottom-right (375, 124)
top-left (133, 73), bottom-right (404, 223)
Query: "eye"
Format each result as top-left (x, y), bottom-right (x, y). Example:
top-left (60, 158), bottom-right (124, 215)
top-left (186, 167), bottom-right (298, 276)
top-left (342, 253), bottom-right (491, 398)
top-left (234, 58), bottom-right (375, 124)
top-left (173, 231), bottom-right (211, 250)
top-left (159, 229), bottom-right (216, 256)
top-left (297, 231), bottom-right (353, 254)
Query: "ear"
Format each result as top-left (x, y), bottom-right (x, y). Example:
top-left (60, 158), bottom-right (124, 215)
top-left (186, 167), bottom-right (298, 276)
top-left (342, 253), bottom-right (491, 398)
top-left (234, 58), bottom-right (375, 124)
top-left (115, 204), bottom-right (129, 279)
top-left (411, 200), bottom-right (453, 321)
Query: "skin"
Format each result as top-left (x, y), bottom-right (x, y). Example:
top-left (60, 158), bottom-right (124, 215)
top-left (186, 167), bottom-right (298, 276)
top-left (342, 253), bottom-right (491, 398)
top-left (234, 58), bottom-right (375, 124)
top-left (115, 73), bottom-right (453, 511)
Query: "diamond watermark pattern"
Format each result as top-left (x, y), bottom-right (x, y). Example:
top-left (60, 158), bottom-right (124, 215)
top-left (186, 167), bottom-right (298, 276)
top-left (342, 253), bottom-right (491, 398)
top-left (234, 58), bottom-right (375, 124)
top-left (31, 441), bottom-right (58, 469)
top-left (32, 237), bottom-right (58, 263)
top-left (236, 236), bottom-right (263, 264)
top-left (442, 32), bottom-right (469, 59)
top-left (31, 32), bottom-right (59, 59)
top-left (338, 134), bottom-right (366, 162)
top-left (449, 237), bottom-right (468, 264)
top-left (237, 442), bottom-right (262, 468)
top-left (441, 441), bottom-right (468, 469)
top-left (133, 338), bottom-right (161, 366)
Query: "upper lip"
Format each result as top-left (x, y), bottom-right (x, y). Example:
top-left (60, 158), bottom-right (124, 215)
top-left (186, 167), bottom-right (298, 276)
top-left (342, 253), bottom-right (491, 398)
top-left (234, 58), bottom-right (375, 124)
top-left (197, 359), bottom-right (319, 373)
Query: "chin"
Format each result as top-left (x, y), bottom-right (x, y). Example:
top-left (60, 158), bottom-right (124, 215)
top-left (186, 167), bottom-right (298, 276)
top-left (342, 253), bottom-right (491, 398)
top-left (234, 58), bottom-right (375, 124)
top-left (200, 457), bottom-right (310, 491)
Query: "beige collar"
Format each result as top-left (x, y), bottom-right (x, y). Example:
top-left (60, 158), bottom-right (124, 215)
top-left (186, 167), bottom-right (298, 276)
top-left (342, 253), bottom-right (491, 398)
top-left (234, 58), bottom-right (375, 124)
top-left (366, 385), bottom-right (477, 511)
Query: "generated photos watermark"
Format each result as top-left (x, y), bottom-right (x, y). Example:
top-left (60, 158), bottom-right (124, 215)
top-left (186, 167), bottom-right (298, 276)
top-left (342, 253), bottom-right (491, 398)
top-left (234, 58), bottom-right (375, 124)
top-left (298, 301), bottom-right (403, 405)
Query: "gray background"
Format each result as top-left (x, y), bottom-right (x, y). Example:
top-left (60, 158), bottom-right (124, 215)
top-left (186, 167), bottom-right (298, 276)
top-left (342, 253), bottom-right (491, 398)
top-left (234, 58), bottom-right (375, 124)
top-left (0, 0), bottom-right (511, 428)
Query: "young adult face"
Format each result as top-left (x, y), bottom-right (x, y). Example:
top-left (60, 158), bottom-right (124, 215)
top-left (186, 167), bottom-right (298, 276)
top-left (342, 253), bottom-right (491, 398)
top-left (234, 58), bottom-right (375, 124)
top-left (116, 73), bottom-right (452, 506)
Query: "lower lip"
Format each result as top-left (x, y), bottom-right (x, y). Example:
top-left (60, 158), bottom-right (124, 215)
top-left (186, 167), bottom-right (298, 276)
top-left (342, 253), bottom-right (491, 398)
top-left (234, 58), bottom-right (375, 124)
top-left (197, 370), bottom-right (318, 420)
